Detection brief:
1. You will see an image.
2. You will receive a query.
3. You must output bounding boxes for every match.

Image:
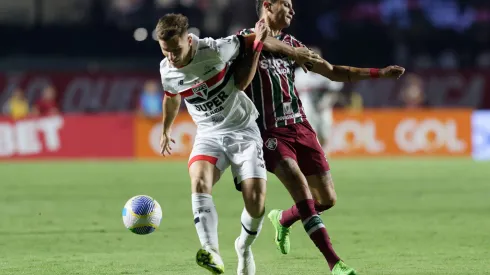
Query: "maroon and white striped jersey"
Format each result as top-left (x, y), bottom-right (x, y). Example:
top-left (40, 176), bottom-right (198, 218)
top-left (238, 28), bottom-right (307, 130)
top-left (161, 34), bottom-right (259, 135)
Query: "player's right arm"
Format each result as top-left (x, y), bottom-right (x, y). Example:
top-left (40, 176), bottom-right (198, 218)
top-left (237, 29), bottom-right (321, 73)
top-left (233, 20), bottom-right (268, 91)
top-left (160, 91), bottom-right (180, 156)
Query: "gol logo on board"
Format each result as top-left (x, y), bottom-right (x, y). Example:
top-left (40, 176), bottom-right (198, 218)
top-left (394, 119), bottom-right (466, 153)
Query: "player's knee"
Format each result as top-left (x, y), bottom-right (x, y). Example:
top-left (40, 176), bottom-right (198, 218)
top-left (245, 202), bottom-right (265, 218)
top-left (191, 176), bottom-right (213, 194)
top-left (318, 192), bottom-right (337, 208)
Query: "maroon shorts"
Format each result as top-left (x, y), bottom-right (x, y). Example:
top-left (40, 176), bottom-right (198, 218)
top-left (261, 121), bottom-right (330, 176)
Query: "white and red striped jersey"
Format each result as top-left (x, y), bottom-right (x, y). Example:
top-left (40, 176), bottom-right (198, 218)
top-left (160, 34), bottom-right (259, 135)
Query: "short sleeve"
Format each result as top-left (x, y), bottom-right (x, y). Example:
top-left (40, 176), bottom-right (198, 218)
top-left (204, 35), bottom-right (245, 63)
top-left (160, 77), bottom-right (177, 98)
top-left (162, 83), bottom-right (177, 97)
top-left (159, 62), bottom-right (177, 97)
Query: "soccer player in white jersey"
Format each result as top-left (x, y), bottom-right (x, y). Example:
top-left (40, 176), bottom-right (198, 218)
top-left (156, 14), bottom-right (320, 275)
top-left (294, 47), bottom-right (344, 151)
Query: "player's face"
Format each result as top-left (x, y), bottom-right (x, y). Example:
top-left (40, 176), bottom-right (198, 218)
top-left (159, 33), bottom-right (192, 67)
top-left (268, 0), bottom-right (295, 28)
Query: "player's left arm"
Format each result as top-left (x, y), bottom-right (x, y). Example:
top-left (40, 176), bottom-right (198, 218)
top-left (308, 59), bottom-right (405, 82)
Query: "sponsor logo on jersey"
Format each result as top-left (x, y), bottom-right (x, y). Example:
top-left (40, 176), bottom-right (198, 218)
top-left (194, 91), bottom-right (229, 116)
top-left (192, 83), bottom-right (209, 99)
top-left (259, 58), bottom-right (293, 74)
top-left (275, 113), bottom-right (302, 122)
top-left (265, 138), bottom-right (278, 150)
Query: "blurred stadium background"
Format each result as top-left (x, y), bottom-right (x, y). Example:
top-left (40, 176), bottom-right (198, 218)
top-left (1, 0), bottom-right (489, 274)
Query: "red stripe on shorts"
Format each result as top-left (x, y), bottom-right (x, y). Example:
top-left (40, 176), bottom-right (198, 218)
top-left (188, 155), bottom-right (218, 168)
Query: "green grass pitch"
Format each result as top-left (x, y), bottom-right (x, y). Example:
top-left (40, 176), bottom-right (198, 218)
top-left (0, 158), bottom-right (489, 275)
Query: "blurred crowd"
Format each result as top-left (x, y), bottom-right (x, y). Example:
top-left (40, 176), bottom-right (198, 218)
top-left (2, 80), bottom-right (166, 120)
top-left (1, 0), bottom-right (489, 68)
top-left (2, 86), bottom-right (59, 120)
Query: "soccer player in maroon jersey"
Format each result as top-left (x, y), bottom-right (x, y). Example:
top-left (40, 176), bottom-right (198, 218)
top-left (234, 1), bottom-right (405, 274)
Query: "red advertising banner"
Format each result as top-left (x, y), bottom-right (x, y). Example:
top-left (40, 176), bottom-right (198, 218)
top-left (1, 70), bottom-right (489, 111)
top-left (0, 109), bottom-right (476, 160)
top-left (0, 114), bottom-right (134, 159)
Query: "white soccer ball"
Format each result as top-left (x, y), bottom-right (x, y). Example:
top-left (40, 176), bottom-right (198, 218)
top-left (122, 195), bottom-right (162, 235)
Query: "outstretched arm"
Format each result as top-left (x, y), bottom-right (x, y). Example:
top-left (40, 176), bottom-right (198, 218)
top-left (308, 59), bottom-right (405, 82)
top-left (234, 28), bottom-right (322, 90)
top-left (242, 33), bottom-right (320, 72)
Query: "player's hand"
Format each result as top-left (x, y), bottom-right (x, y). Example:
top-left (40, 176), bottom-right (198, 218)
top-left (254, 19), bottom-right (269, 42)
top-left (293, 47), bottom-right (322, 73)
top-left (380, 65), bottom-right (405, 79)
top-left (160, 131), bottom-right (175, 156)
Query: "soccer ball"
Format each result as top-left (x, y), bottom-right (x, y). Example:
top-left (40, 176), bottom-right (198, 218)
top-left (122, 195), bottom-right (162, 235)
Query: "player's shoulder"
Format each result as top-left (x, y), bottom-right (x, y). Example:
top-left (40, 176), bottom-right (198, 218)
top-left (159, 58), bottom-right (171, 77)
top-left (283, 33), bottom-right (304, 48)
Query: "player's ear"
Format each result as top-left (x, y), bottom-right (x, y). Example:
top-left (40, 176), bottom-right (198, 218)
top-left (263, 1), bottom-right (272, 13)
top-left (187, 33), bottom-right (192, 45)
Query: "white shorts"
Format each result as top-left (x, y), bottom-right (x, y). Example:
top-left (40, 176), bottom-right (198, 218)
top-left (188, 125), bottom-right (267, 183)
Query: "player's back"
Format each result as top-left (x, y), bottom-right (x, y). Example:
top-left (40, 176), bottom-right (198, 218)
top-left (161, 34), bottom-right (259, 136)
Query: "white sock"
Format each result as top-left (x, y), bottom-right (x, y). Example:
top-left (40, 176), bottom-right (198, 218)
top-left (192, 193), bottom-right (219, 251)
top-left (238, 208), bottom-right (264, 250)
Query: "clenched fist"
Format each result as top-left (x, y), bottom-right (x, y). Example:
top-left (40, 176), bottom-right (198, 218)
top-left (380, 65), bottom-right (405, 79)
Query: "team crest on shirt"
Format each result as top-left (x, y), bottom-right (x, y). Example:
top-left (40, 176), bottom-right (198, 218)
top-left (265, 138), bottom-right (278, 150)
top-left (192, 83), bottom-right (209, 99)
top-left (283, 102), bottom-right (293, 115)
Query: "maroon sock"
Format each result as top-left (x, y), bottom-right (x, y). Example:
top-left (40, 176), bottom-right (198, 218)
top-left (280, 201), bottom-right (333, 228)
top-left (296, 199), bottom-right (340, 270)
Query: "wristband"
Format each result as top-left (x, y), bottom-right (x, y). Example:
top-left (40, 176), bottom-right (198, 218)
top-left (370, 68), bottom-right (380, 78)
top-left (253, 40), bottom-right (264, 52)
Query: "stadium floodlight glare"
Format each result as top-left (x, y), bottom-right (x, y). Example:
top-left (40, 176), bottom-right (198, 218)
top-left (134, 28), bottom-right (148, 42)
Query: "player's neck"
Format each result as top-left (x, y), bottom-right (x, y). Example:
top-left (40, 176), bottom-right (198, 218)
top-left (263, 16), bottom-right (282, 37)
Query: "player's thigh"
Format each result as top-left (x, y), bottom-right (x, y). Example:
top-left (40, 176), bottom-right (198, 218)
top-left (228, 132), bottom-right (268, 217)
top-left (188, 139), bottom-right (228, 194)
top-left (296, 121), bottom-right (331, 176)
top-left (273, 158), bottom-right (313, 203)
top-left (261, 127), bottom-right (312, 202)
top-left (306, 171), bottom-right (337, 206)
